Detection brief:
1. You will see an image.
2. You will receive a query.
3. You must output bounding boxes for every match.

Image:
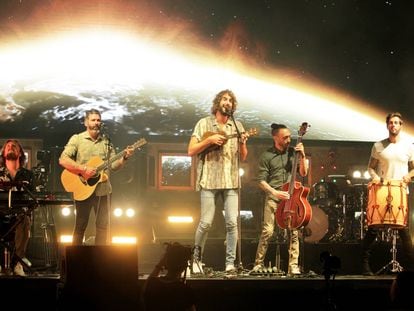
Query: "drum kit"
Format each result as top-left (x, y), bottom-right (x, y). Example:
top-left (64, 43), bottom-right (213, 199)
top-left (304, 179), bottom-right (408, 243)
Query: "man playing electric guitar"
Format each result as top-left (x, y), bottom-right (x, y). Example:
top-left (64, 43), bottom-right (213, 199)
top-left (59, 109), bottom-right (135, 245)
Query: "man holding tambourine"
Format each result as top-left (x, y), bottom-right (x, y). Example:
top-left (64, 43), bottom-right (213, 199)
top-left (362, 112), bottom-right (414, 276)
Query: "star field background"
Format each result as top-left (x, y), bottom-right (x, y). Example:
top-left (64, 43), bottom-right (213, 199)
top-left (1, 0), bottom-right (414, 144)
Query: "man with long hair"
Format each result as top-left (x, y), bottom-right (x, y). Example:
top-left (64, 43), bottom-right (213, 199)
top-left (188, 89), bottom-right (249, 273)
top-left (0, 139), bottom-right (34, 276)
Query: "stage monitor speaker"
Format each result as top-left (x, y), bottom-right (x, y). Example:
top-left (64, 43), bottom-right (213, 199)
top-left (60, 245), bottom-right (139, 310)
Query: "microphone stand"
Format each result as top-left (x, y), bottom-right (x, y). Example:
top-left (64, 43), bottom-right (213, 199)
top-left (229, 112), bottom-right (245, 273)
top-left (101, 131), bottom-right (113, 245)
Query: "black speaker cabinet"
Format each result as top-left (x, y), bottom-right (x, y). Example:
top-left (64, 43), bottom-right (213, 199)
top-left (60, 245), bottom-right (139, 310)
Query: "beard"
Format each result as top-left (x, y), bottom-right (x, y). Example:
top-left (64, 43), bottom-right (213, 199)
top-left (5, 151), bottom-right (18, 161)
top-left (88, 125), bottom-right (100, 132)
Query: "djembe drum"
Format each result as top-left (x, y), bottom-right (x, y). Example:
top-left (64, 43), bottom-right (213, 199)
top-left (366, 180), bottom-right (408, 228)
top-left (366, 180), bottom-right (407, 274)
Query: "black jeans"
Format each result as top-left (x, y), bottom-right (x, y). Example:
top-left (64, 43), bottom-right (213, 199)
top-left (72, 194), bottom-right (110, 245)
top-left (363, 226), bottom-right (414, 269)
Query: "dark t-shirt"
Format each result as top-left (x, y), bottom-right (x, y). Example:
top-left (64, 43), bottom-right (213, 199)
top-left (143, 276), bottom-right (196, 311)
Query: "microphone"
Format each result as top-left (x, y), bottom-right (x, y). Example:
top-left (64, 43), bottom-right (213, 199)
top-left (99, 123), bottom-right (111, 144)
top-left (222, 106), bottom-right (233, 116)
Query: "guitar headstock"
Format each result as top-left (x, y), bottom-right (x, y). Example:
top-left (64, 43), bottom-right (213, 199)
top-left (298, 122), bottom-right (310, 137)
top-left (247, 128), bottom-right (259, 137)
top-left (132, 138), bottom-right (148, 150)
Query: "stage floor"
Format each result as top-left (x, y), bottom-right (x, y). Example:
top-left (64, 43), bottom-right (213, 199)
top-left (0, 240), bottom-right (407, 310)
top-left (0, 269), bottom-right (397, 311)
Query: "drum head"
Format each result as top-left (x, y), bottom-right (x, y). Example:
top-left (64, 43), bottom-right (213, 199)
top-left (304, 205), bottom-right (329, 243)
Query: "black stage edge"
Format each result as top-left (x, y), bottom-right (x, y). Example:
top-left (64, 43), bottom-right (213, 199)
top-left (0, 241), bottom-right (407, 310)
top-left (0, 273), bottom-right (396, 310)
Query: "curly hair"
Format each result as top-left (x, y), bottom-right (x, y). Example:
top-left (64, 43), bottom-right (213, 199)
top-left (211, 89), bottom-right (238, 115)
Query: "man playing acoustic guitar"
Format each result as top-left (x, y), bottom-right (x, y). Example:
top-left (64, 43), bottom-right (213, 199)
top-left (59, 109), bottom-right (135, 245)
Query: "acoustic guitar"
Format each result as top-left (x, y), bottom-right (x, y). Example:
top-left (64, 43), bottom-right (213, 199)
top-left (61, 138), bottom-right (147, 201)
top-left (275, 122), bottom-right (312, 229)
top-left (202, 128), bottom-right (258, 152)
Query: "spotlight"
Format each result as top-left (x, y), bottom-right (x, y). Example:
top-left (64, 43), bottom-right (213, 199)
top-left (61, 206), bottom-right (72, 217)
top-left (112, 236), bottom-right (137, 244)
top-left (168, 216), bottom-right (193, 223)
top-left (113, 208), bottom-right (123, 217)
top-left (352, 170), bottom-right (362, 178)
top-left (125, 208), bottom-right (135, 218)
top-left (363, 170), bottom-right (370, 179)
top-left (60, 235), bottom-right (73, 243)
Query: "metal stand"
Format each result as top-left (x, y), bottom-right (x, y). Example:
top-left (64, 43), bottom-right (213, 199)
top-left (1, 185), bottom-right (38, 275)
top-left (272, 228), bottom-right (286, 275)
top-left (39, 205), bottom-right (58, 270)
top-left (230, 113), bottom-right (245, 273)
top-left (376, 229), bottom-right (403, 274)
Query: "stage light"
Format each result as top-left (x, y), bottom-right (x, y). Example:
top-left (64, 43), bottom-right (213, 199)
top-left (363, 170), bottom-right (370, 179)
top-left (60, 235), bottom-right (73, 243)
top-left (222, 210), bottom-right (253, 218)
top-left (239, 168), bottom-right (245, 177)
top-left (168, 216), bottom-right (193, 223)
top-left (125, 208), bottom-right (135, 218)
top-left (112, 236), bottom-right (137, 244)
top-left (113, 208), bottom-right (123, 217)
top-left (61, 206), bottom-right (72, 217)
top-left (352, 170), bottom-right (362, 178)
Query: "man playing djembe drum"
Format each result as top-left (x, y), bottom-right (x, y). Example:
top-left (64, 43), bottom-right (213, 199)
top-left (362, 112), bottom-right (414, 276)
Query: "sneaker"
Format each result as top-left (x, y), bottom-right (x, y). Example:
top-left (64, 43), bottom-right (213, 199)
top-left (13, 262), bottom-right (26, 277)
top-left (288, 265), bottom-right (301, 275)
top-left (192, 260), bottom-right (204, 274)
top-left (252, 264), bottom-right (264, 272)
top-left (22, 257), bottom-right (32, 267)
top-left (225, 264), bottom-right (236, 272)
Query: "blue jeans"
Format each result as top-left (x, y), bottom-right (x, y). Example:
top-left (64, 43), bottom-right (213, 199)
top-left (194, 189), bottom-right (239, 266)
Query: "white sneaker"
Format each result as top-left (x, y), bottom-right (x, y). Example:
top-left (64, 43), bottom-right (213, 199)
top-left (225, 264), bottom-right (236, 272)
top-left (14, 262), bottom-right (26, 277)
top-left (288, 265), bottom-right (301, 275)
top-left (252, 264), bottom-right (264, 272)
top-left (192, 260), bottom-right (204, 274)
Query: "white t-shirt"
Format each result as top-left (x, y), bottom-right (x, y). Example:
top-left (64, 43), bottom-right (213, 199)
top-left (371, 138), bottom-right (414, 180)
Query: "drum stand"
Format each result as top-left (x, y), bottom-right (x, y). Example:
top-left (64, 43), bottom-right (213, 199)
top-left (376, 229), bottom-right (403, 274)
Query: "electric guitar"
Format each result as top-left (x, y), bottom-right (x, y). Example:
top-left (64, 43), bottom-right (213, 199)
top-left (61, 138), bottom-right (147, 201)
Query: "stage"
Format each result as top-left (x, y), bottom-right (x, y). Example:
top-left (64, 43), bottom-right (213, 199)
top-left (0, 271), bottom-right (396, 311)
top-left (0, 241), bottom-right (406, 311)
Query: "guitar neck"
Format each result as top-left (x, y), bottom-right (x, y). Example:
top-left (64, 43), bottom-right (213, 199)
top-left (96, 150), bottom-right (125, 173)
top-left (288, 137), bottom-right (303, 194)
top-left (94, 138), bottom-right (147, 173)
top-left (225, 133), bottom-right (239, 139)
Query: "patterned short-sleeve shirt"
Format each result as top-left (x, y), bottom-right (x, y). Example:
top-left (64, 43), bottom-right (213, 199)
top-left (192, 116), bottom-right (245, 190)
